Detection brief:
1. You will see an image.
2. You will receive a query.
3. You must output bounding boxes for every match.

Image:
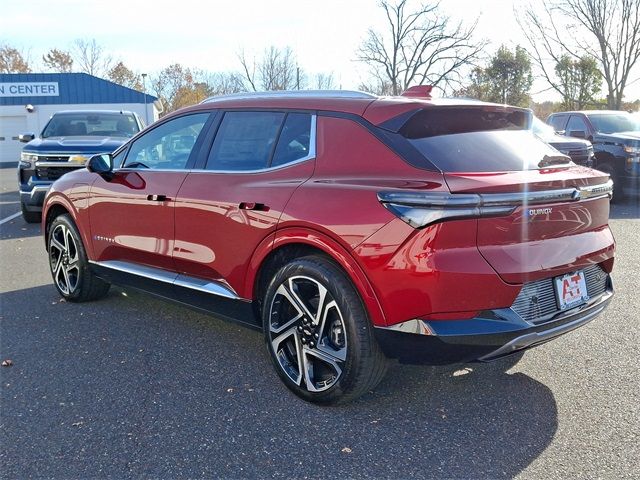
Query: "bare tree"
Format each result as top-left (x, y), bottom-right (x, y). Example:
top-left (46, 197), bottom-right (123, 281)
top-left (42, 49), bottom-right (73, 72)
top-left (357, 0), bottom-right (486, 95)
top-left (519, 0), bottom-right (640, 109)
top-left (238, 46), bottom-right (305, 91)
top-left (202, 72), bottom-right (246, 96)
top-left (0, 45), bottom-right (31, 73)
top-left (71, 39), bottom-right (112, 77)
top-left (313, 72), bottom-right (337, 90)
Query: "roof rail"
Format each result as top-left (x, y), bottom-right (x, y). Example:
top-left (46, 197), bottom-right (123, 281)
top-left (201, 90), bottom-right (378, 104)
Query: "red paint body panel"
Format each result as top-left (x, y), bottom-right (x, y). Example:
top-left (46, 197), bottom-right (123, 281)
top-left (89, 171), bottom-right (187, 271)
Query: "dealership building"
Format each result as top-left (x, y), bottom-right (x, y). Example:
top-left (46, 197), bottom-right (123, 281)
top-left (0, 73), bottom-right (160, 164)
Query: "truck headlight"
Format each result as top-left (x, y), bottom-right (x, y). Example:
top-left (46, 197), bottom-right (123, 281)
top-left (19, 152), bottom-right (38, 168)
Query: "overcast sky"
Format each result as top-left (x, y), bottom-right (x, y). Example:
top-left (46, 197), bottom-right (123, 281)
top-left (2, 0), bottom-right (639, 102)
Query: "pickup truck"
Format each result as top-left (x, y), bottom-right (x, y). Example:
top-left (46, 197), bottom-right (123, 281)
top-left (18, 110), bottom-right (143, 222)
top-left (546, 110), bottom-right (640, 202)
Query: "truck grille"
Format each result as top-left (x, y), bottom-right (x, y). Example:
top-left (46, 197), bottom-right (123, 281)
top-left (511, 264), bottom-right (609, 325)
top-left (35, 165), bottom-right (83, 181)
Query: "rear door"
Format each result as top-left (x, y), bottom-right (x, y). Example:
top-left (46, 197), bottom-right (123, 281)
top-left (89, 112), bottom-right (212, 271)
top-left (401, 106), bottom-right (614, 284)
top-left (174, 111), bottom-right (316, 296)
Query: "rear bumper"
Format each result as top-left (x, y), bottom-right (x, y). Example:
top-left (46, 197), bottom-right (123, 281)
top-left (374, 286), bottom-right (613, 365)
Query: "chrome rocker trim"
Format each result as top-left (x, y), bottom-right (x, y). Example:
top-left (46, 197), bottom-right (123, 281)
top-left (88, 260), bottom-right (240, 300)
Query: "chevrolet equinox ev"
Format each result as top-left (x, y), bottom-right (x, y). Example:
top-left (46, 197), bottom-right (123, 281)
top-left (42, 88), bottom-right (615, 404)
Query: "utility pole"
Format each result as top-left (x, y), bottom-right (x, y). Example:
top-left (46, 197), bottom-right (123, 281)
top-left (296, 66), bottom-right (300, 90)
top-left (141, 73), bottom-right (149, 126)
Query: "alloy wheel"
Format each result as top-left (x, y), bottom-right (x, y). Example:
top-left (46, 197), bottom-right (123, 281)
top-left (268, 275), bottom-right (348, 392)
top-left (49, 224), bottom-right (80, 295)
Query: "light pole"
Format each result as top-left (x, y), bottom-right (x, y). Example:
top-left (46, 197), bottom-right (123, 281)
top-left (141, 73), bottom-right (149, 126)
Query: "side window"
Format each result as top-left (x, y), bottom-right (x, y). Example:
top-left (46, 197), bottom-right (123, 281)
top-left (271, 113), bottom-right (313, 167)
top-left (548, 114), bottom-right (567, 132)
top-left (123, 113), bottom-right (209, 170)
top-left (206, 112), bottom-right (284, 171)
top-left (565, 115), bottom-right (589, 135)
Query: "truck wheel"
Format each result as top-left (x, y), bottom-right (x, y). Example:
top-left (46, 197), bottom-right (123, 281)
top-left (48, 214), bottom-right (110, 302)
top-left (21, 202), bottom-right (42, 223)
top-left (263, 255), bottom-right (388, 405)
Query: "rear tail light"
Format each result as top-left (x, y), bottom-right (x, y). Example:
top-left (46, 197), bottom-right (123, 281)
top-left (378, 180), bottom-right (613, 229)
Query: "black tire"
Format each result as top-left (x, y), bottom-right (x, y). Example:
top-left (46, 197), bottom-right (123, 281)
top-left (597, 162), bottom-right (623, 203)
top-left (262, 255), bottom-right (387, 405)
top-left (47, 214), bottom-right (110, 302)
top-left (21, 202), bottom-right (41, 223)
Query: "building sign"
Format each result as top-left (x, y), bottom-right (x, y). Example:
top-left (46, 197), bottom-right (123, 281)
top-left (0, 82), bottom-right (59, 97)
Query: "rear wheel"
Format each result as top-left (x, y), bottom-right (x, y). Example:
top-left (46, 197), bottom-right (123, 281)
top-left (48, 214), bottom-right (110, 302)
top-left (21, 202), bottom-right (41, 223)
top-left (263, 255), bottom-right (387, 405)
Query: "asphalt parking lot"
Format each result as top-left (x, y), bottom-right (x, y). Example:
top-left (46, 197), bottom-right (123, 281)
top-left (0, 164), bottom-right (638, 479)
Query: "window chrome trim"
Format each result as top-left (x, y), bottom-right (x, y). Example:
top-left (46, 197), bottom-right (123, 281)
top-left (88, 260), bottom-right (241, 300)
top-left (112, 115), bottom-right (317, 175)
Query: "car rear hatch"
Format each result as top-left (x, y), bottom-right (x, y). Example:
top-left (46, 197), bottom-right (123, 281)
top-left (390, 105), bottom-right (614, 284)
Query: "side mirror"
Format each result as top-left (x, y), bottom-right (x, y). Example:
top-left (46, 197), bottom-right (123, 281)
top-left (19, 133), bottom-right (35, 143)
top-left (569, 130), bottom-right (587, 139)
top-left (87, 154), bottom-right (113, 178)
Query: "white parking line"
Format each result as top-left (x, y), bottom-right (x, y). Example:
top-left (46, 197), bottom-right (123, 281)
top-left (0, 211), bottom-right (23, 226)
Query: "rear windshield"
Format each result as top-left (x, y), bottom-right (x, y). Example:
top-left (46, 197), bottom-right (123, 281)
top-left (42, 113), bottom-right (139, 138)
top-left (401, 107), bottom-right (565, 172)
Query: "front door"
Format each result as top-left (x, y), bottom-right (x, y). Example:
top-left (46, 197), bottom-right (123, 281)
top-left (89, 112), bottom-right (211, 271)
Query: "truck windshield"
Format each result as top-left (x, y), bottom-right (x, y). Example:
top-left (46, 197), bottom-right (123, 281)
top-left (587, 113), bottom-right (640, 134)
top-left (400, 106), bottom-right (565, 172)
top-left (42, 113), bottom-right (139, 138)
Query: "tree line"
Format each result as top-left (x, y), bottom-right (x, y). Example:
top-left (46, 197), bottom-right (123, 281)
top-left (1, 0), bottom-right (639, 117)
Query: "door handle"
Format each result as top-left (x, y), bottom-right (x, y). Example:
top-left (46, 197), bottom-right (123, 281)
top-left (147, 194), bottom-right (168, 202)
top-left (239, 202), bottom-right (270, 211)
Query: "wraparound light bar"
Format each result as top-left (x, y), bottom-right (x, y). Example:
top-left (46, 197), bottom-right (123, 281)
top-left (377, 180), bottom-right (613, 229)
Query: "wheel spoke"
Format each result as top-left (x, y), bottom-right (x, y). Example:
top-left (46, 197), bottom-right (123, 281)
top-left (271, 326), bottom-right (303, 386)
top-left (50, 237), bottom-right (66, 254)
top-left (65, 265), bottom-right (79, 293)
top-left (302, 346), bottom-right (343, 392)
top-left (287, 277), bottom-right (328, 326)
top-left (55, 258), bottom-right (68, 294)
top-left (270, 284), bottom-right (303, 334)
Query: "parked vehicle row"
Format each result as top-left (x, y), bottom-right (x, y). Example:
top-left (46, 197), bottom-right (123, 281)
top-left (41, 90), bottom-right (615, 404)
top-left (546, 110), bottom-right (640, 201)
top-left (18, 110), bottom-right (143, 222)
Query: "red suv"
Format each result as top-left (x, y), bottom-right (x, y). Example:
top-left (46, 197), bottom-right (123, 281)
top-left (42, 89), bottom-right (615, 404)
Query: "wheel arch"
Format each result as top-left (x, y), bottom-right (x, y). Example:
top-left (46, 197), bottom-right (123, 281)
top-left (42, 196), bottom-right (90, 256)
top-left (247, 227), bottom-right (386, 327)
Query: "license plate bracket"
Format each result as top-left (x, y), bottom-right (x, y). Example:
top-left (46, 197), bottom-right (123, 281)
top-left (555, 270), bottom-right (589, 311)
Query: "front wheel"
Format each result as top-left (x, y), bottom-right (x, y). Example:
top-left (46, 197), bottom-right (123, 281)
top-left (263, 255), bottom-right (387, 405)
top-left (48, 214), bottom-right (110, 302)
